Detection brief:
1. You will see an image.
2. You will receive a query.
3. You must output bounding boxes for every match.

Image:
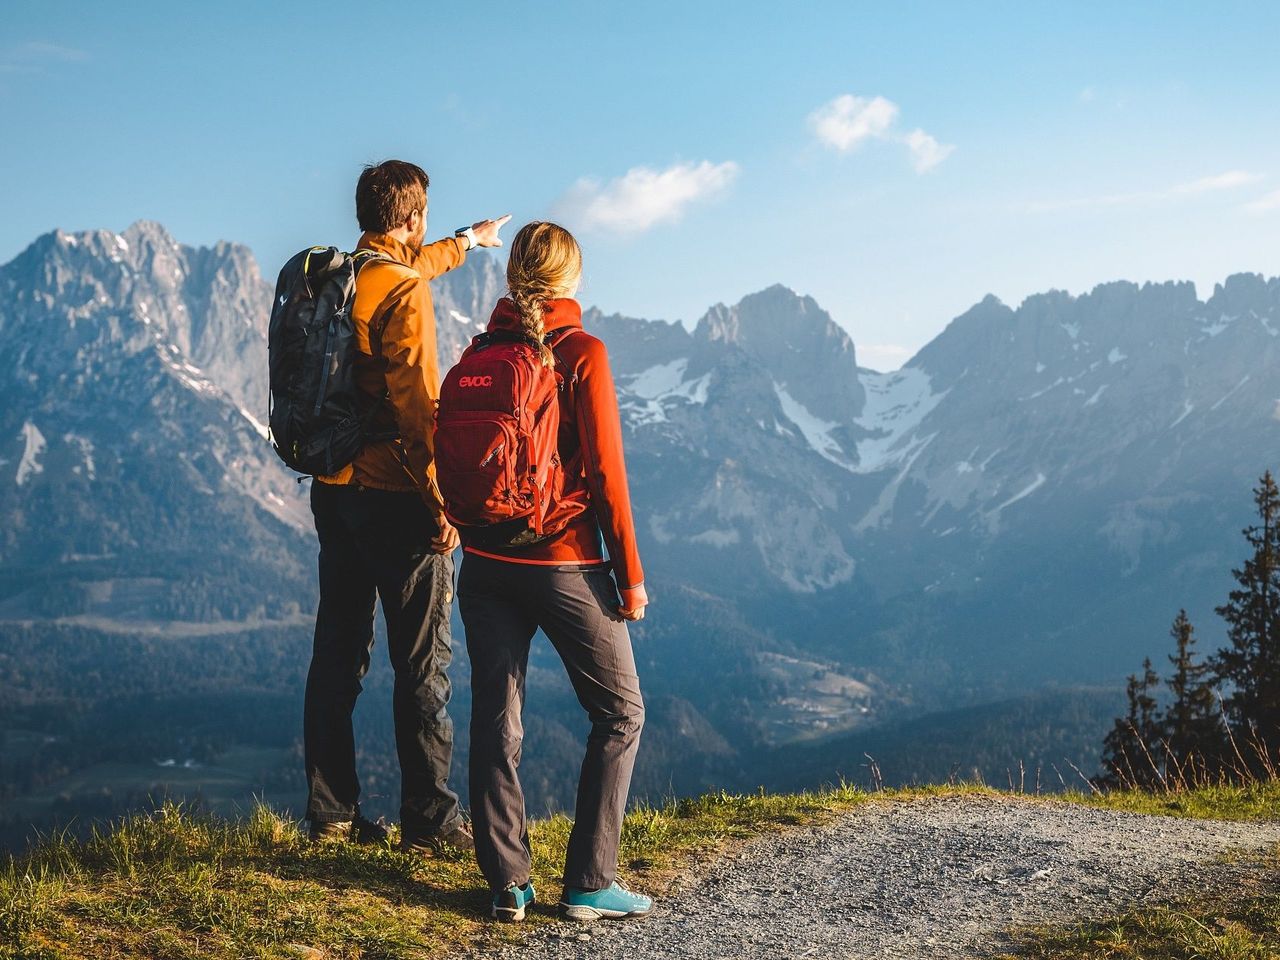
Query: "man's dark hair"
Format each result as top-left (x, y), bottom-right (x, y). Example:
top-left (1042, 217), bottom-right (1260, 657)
top-left (355, 160), bottom-right (430, 233)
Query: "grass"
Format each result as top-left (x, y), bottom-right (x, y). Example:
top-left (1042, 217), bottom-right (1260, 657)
top-left (2, 780), bottom-right (1277, 960)
top-left (1059, 779), bottom-right (1280, 822)
top-left (0, 783), bottom-right (911, 960)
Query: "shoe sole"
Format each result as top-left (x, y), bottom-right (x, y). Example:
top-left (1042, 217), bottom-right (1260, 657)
top-left (492, 892), bottom-right (535, 923)
top-left (557, 902), bottom-right (652, 922)
top-left (399, 844), bottom-right (440, 857)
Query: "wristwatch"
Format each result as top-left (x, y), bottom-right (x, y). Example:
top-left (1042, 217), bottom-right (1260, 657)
top-left (455, 226), bottom-right (477, 250)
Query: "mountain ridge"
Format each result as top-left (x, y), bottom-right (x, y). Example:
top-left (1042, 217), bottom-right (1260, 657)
top-left (4, 221), bottom-right (1280, 835)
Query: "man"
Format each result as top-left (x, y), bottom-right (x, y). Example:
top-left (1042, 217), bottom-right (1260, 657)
top-left (304, 159), bottom-right (509, 853)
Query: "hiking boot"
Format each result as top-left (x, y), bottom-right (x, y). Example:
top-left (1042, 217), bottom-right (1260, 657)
top-left (308, 819), bottom-right (352, 843)
top-left (558, 880), bottom-right (653, 921)
top-left (400, 820), bottom-right (475, 856)
top-left (308, 808), bottom-right (389, 845)
top-left (492, 881), bottom-right (536, 922)
top-left (351, 810), bottom-right (390, 845)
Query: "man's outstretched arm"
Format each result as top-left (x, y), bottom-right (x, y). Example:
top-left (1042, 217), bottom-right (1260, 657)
top-left (410, 214), bottom-right (512, 279)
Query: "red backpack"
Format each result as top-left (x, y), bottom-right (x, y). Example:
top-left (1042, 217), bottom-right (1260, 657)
top-left (435, 328), bottom-right (578, 546)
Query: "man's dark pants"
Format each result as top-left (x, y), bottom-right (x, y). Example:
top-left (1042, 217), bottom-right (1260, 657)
top-left (460, 553), bottom-right (645, 892)
top-left (304, 480), bottom-right (462, 837)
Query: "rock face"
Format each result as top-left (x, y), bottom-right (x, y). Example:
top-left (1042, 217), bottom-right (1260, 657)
top-left (593, 271), bottom-right (1280, 699)
top-left (4, 222), bottom-right (1280, 732)
top-left (0, 223), bottom-right (310, 622)
top-left (431, 251), bottom-right (507, 365)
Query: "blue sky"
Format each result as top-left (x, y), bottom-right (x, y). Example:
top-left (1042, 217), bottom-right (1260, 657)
top-left (3, 1), bottom-right (1280, 368)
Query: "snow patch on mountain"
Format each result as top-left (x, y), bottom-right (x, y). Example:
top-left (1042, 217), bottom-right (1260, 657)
top-left (239, 407), bottom-right (269, 441)
top-left (773, 383), bottom-right (851, 467)
top-left (992, 472), bottom-right (1047, 514)
top-left (689, 528), bottom-right (739, 547)
top-left (1211, 375), bottom-right (1251, 411)
top-left (448, 309), bottom-right (481, 329)
top-left (622, 359), bottom-right (710, 425)
top-left (853, 368), bottom-right (944, 474)
top-left (16, 422), bottom-right (46, 486)
top-left (1201, 314), bottom-right (1234, 338)
top-left (159, 345), bottom-right (217, 396)
top-left (855, 434), bottom-right (936, 531)
top-left (63, 433), bottom-right (96, 479)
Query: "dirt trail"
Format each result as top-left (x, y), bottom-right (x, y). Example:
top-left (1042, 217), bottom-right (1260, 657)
top-left (473, 793), bottom-right (1280, 959)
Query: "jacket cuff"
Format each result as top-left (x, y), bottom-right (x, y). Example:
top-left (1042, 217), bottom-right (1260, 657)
top-left (619, 583), bottom-right (647, 611)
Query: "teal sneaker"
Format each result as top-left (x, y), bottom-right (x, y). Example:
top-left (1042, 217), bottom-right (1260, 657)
top-left (558, 880), bottom-right (653, 921)
top-left (491, 881), bottom-right (535, 922)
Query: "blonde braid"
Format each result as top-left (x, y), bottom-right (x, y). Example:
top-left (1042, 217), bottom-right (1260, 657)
top-left (506, 222), bottom-right (583, 369)
top-left (508, 263), bottom-right (556, 368)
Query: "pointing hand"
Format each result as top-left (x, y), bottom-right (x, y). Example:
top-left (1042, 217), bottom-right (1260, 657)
top-left (472, 214), bottom-right (512, 248)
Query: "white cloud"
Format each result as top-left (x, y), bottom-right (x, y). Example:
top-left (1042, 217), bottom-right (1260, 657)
top-left (809, 93), bottom-right (953, 174)
top-left (1243, 189), bottom-right (1280, 215)
top-left (1028, 170), bottom-right (1263, 213)
top-left (903, 129), bottom-right (955, 174)
top-left (553, 160), bottom-right (739, 234)
top-left (810, 94), bottom-right (899, 152)
top-left (1170, 170), bottom-right (1263, 195)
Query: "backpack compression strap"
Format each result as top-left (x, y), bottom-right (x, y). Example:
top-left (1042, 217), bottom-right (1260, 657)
top-left (348, 248), bottom-right (398, 443)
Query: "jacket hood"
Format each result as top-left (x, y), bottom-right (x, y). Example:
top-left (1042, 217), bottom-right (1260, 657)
top-left (488, 296), bottom-right (583, 335)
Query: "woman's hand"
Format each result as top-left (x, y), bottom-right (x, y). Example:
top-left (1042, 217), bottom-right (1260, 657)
top-left (618, 583), bottom-right (648, 621)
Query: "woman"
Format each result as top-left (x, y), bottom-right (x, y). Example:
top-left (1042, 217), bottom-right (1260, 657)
top-left (458, 221), bottom-right (651, 923)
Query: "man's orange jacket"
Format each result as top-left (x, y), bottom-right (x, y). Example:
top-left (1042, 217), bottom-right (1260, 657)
top-left (314, 231), bottom-right (468, 517)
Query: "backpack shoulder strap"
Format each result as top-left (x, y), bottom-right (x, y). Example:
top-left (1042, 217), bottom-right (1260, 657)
top-left (545, 327), bottom-right (581, 386)
top-left (350, 248), bottom-right (402, 277)
top-left (545, 326), bottom-right (579, 348)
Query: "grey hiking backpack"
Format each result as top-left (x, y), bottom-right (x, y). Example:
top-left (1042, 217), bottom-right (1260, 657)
top-left (267, 246), bottom-right (394, 476)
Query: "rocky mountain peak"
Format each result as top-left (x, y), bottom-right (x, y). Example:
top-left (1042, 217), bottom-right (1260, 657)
top-left (1207, 272), bottom-right (1280, 316)
top-left (4, 223), bottom-right (270, 416)
top-left (692, 283), bottom-right (865, 422)
top-left (6, 219), bottom-right (1280, 714)
top-left (431, 251), bottom-right (509, 364)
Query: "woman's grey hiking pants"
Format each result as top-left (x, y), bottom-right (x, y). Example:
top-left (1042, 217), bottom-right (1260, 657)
top-left (459, 553), bottom-right (645, 892)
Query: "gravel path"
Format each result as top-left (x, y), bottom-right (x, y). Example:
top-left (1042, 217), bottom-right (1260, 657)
top-left (470, 793), bottom-right (1280, 959)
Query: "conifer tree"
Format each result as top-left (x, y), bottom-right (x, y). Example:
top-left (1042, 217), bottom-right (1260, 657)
top-left (1212, 470), bottom-right (1280, 759)
top-left (1163, 610), bottom-right (1223, 772)
top-left (1101, 657), bottom-right (1163, 787)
